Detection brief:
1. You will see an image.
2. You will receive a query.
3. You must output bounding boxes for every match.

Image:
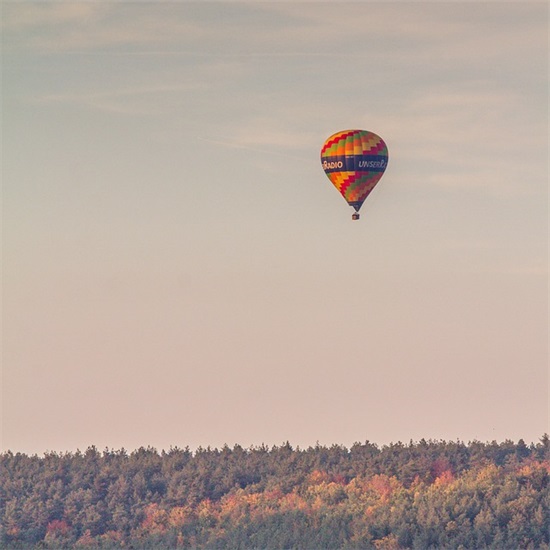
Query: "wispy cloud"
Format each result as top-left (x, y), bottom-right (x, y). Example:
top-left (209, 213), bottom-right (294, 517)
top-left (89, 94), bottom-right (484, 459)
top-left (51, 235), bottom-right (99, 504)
top-left (197, 136), bottom-right (310, 162)
top-left (351, 80), bottom-right (547, 194)
top-left (29, 83), bottom-right (206, 116)
top-left (2, 2), bottom-right (105, 28)
top-left (4, 2), bottom-right (546, 63)
top-left (4, 2), bottom-right (546, 196)
top-left (2, 3), bottom-right (205, 53)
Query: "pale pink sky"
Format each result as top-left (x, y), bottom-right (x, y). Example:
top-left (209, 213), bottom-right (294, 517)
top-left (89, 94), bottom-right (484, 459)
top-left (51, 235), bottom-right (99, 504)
top-left (2, 2), bottom-right (548, 454)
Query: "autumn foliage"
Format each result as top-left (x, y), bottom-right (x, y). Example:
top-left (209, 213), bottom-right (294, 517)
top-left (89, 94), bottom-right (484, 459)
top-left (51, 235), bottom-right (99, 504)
top-left (1, 438), bottom-right (549, 549)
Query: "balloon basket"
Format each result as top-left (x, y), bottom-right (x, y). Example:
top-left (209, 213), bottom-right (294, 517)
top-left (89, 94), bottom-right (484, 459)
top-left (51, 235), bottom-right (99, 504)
top-left (352, 213), bottom-right (360, 221)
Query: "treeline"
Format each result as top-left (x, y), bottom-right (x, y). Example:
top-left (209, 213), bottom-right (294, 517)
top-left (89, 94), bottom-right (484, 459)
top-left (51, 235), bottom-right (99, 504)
top-left (1, 437), bottom-right (549, 549)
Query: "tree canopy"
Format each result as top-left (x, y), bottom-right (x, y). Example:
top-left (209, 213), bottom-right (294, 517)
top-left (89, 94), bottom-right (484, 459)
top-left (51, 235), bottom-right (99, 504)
top-left (1, 437), bottom-right (549, 549)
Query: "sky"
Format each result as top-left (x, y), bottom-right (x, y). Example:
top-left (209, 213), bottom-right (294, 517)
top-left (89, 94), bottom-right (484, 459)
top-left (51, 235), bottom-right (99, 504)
top-left (2, 1), bottom-right (548, 455)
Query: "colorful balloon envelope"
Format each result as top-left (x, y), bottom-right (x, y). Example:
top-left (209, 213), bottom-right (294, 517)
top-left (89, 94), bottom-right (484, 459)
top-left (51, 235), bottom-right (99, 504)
top-left (320, 129), bottom-right (388, 219)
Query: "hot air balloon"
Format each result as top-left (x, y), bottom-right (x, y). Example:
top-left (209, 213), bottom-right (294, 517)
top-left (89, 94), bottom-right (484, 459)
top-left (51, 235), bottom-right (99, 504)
top-left (320, 129), bottom-right (388, 220)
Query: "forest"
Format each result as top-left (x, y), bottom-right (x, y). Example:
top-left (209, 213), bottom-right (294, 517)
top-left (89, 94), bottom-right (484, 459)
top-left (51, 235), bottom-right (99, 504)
top-left (1, 437), bottom-right (549, 549)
